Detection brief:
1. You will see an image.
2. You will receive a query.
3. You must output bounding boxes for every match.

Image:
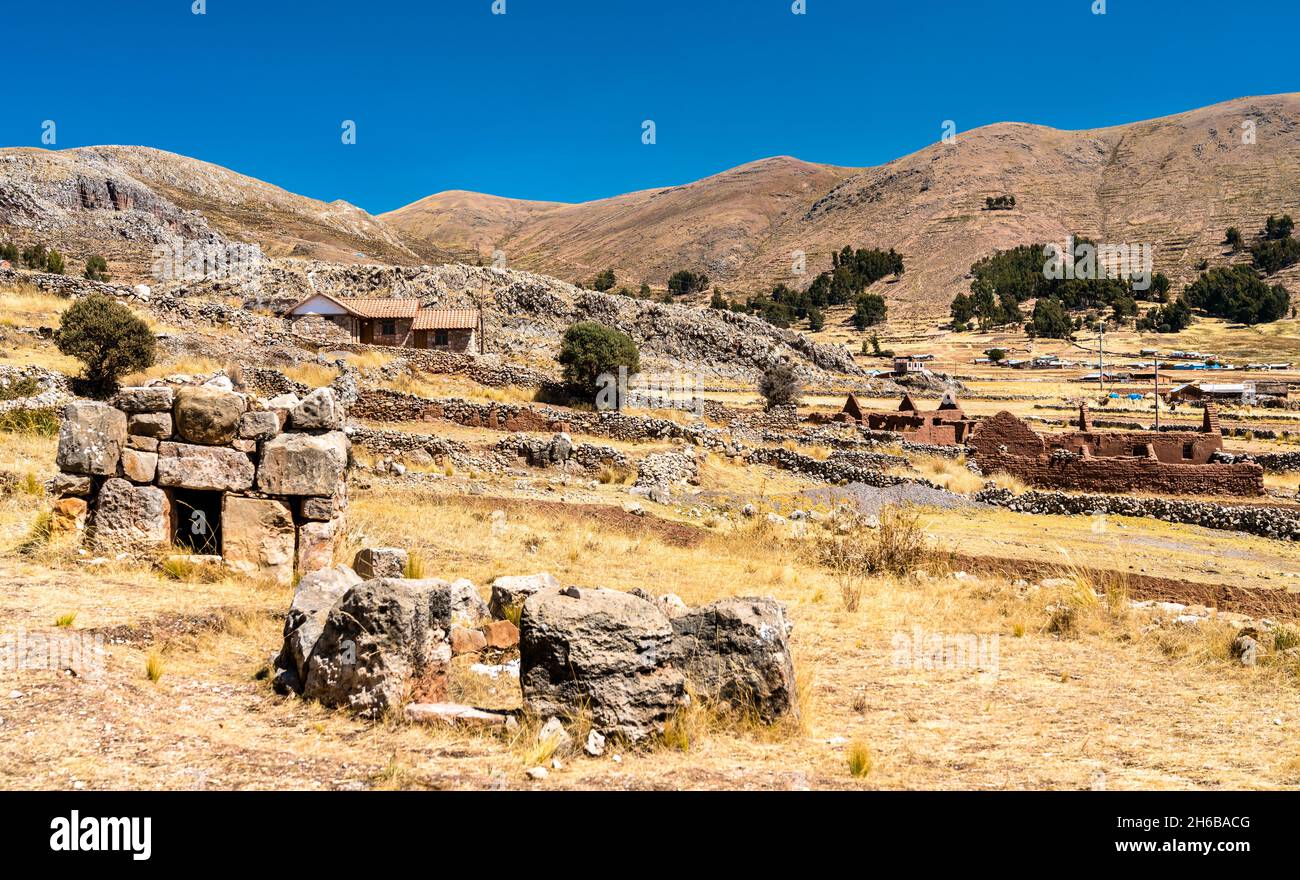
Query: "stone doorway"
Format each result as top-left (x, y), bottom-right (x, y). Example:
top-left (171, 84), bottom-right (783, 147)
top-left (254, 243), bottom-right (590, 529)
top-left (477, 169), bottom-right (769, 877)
top-left (171, 489), bottom-right (223, 554)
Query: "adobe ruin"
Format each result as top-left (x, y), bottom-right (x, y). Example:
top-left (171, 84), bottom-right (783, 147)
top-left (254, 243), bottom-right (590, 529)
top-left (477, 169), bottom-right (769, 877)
top-left (49, 382), bottom-right (350, 584)
top-left (838, 392), bottom-right (976, 445)
top-left (967, 402), bottom-right (1264, 497)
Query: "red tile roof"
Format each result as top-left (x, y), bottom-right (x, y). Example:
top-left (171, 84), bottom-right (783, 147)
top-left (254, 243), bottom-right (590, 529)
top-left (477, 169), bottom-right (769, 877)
top-left (413, 308), bottom-right (480, 330)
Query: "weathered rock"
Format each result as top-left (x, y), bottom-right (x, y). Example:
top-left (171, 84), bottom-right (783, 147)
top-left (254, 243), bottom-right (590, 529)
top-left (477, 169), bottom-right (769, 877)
top-left (537, 716), bottom-right (574, 755)
top-left (127, 435), bottom-right (159, 452)
top-left (222, 496), bottom-right (295, 585)
top-left (299, 496), bottom-right (339, 521)
top-left (668, 597), bottom-right (798, 722)
top-left (290, 387), bottom-right (344, 432)
top-left (353, 546), bottom-right (408, 579)
top-left (51, 497), bottom-right (88, 534)
top-left (274, 563), bottom-right (364, 692)
top-left (584, 729), bottom-right (606, 757)
top-left (113, 386), bottom-right (173, 413)
top-left (446, 578), bottom-right (489, 626)
top-left (48, 472), bottom-right (92, 497)
top-left (155, 442), bottom-right (255, 491)
top-left (56, 401), bottom-right (127, 476)
top-left (520, 588), bottom-right (685, 741)
top-left (238, 410), bottom-right (280, 441)
top-left (482, 619), bottom-right (520, 649)
top-left (451, 625), bottom-right (487, 655)
top-left (173, 386), bottom-right (247, 445)
top-left (405, 702), bottom-right (513, 728)
top-left (90, 478), bottom-right (172, 550)
top-left (303, 578), bottom-right (453, 717)
top-left (296, 517), bottom-right (341, 575)
top-left (256, 431), bottom-right (349, 496)
top-left (489, 572), bottom-right (562, 619)
top-left (127, 412), bottom-right (172, 439)
top-left (120, 448), bottom-right (158, 483)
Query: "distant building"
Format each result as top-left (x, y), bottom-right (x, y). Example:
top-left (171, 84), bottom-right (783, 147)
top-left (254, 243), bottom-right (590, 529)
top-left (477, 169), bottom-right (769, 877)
top-left (893, 355), bottom-right (929, 376)
top-left (285, 293), bottom-right (483, 353)
top-left (839, 392), bottom-right (975, 445)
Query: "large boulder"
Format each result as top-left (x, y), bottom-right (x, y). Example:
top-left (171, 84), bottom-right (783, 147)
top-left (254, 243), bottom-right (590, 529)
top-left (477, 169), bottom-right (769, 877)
top-left (221, 496), bottom-right (296, 585)
top-left (56, 401), bottom-right (127, 476)
top-left (173, 386), bottom-right (247, 445)
top-left (274, 564), bottom-right (363, 693)
top-left (353, 547), bottom-right (408, 579)
top-left (520, 587), bottom-right (685, 742)
top-left (90, 478), bottom-right (173, 551)
top-left (668, 597), bottom-right (797, 722)
top-left (290, 387), bottom-right (344, 431)
top-left (155, 442), bottom-right (255, 492)
top-left (303, 578), bottom-right (454, 717)
top-left (489, 572), bottom-right (561, 619)
top-left (257, 431), bottom-right (349, 496)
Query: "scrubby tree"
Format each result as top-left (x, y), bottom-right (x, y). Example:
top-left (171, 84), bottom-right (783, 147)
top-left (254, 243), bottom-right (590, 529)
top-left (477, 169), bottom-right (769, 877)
top-left (591, 268), bottom-right (616, 292)
top-left (56, 293), bottom-right (156, 397)
top-left (807, 307), bottom-right (825, 332)
top-left (1136, 296), bottom-right (1193, 333)
top-left (0, 241), bottom-right (17, 262)
top-left (84, 254), bottom-right (111, 282)
top-left (21, 244), bottom-right (47, 270)
top-left (667, 269), bottom-right (709, 297)
top-left (1225, 226), bottom-right (1243, 252)
top-left (1183, 265), bottom-right (1291, 325)
top-left (709, 287), bottom-right (728, 310)
top-left (851, 293), bottom-right (887, 329)
top-left (1028, 298), bottom-right (1072, 339)
top-left (44, 249), bottom-right (65, 275)
top-left (557, 321), bottom-right (640, 397)
top-left (758, 362), bottom-right (802, 410)
top-left (984, 348), bottom-right (1007, 362)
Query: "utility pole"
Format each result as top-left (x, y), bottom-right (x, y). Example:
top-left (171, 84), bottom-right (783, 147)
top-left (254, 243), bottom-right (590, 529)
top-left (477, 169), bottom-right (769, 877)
top-left (1153, 358), bottom-right (1160, 429)
top-left (1097, 321), bottom-right (1105, 394)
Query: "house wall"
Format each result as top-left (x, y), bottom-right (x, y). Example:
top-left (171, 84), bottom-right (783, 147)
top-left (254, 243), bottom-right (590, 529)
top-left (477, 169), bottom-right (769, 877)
top-left (289, 314), bottom-right (355, 343)
top-left (419, 328), bottom-right (475, 352)
top-left (370, 318), bottom-right (414, 347)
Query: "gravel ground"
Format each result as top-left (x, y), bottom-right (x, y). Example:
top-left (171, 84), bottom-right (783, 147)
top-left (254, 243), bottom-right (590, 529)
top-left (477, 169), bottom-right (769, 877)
top-left (805, 481), bottom-right (984, 516)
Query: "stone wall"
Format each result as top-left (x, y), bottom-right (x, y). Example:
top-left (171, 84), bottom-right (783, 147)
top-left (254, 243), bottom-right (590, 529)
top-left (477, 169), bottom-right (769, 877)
top-left (49, 383), bottom-right (350, 584)
top-left (975, 487), bottom-right (1300, 542)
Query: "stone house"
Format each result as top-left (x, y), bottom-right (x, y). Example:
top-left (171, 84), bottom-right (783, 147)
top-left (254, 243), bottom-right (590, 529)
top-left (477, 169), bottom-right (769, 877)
top-left (285, 292), bottom-right (483, 353)
top-left (49, 383), bottom-right (350, 585)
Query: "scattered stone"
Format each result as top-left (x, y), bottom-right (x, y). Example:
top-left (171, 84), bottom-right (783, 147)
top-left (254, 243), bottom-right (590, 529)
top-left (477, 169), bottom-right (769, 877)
top-left (303, 578), bottom-right (453, 717)
top-left (526, 766), bottom-right (548, 781)
top-left (353, 547), bottom-right (409, 579)
top-left (451, 625), bottom-right (488, 655)
top-left (537, 716), bottom-right (574, 755)
top-left (448, 578), bottom-right (489, 627)
top-left (51, 497), bottom-right (88, 534)
top-left (296, 518), bottom-right (341, 575)
top-left (520, 587), bottom-right (685, 741)
top-left (668, 597), bottom-right (798, 722)
top-left (489, 571), bottom-right (561, 619)
top-left (584, 729), bottom-right (606, 757)
top-left (482, 619), bottom-right (519, 649)
top-left (405, 702), bottom-right (513, 728)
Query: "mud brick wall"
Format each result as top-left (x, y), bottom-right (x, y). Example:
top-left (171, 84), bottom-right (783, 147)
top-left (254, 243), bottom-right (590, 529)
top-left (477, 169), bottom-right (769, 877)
top-left (973, 450), bottom-right (1265, 496)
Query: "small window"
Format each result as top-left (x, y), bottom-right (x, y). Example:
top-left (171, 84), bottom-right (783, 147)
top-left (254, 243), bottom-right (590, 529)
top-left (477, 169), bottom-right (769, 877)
top-left (1183, 442), bottom-right (1195, 460)
top-left (1132, 444), bottom-right (1147, 457)
top-left (434, 329), bottom-right (449, 346)
top-left (381, 320), bottom-right (396, 336)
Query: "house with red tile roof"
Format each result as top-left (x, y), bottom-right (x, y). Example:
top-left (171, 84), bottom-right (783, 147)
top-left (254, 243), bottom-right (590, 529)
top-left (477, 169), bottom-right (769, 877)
top-left (284, 292), bottom-right (483, 353)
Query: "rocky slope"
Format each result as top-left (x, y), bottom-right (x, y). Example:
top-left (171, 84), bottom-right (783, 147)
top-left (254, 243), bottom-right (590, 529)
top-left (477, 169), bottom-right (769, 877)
top-left (0, 146), bottom-right (442, 280)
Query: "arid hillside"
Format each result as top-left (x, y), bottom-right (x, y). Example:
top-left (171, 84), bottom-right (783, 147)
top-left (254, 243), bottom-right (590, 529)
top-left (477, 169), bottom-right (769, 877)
top-left (385, 94), bottom-right (1300, 316)
top-left (0, 145), bottom-right (443, 279)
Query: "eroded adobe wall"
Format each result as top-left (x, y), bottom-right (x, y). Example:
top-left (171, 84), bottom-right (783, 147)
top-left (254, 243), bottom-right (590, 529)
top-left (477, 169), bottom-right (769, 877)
top-left (973, 449), bottom-right (1264, 496)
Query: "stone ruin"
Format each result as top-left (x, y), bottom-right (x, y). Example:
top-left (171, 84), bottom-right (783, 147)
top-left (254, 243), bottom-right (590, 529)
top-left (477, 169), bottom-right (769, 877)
top-left (968, 403), bottom-right (1265, 497)
top-left (839, 392), bottom-right (976, 445)
top-left (49, 382), bottom-right (350, 584)
top-left (275, 564), bottom-right (799, 741)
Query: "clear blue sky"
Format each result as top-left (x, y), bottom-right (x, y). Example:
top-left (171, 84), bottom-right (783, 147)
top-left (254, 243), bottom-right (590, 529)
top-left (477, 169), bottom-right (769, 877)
top-left (5, 0), bottom-right (1297, 213)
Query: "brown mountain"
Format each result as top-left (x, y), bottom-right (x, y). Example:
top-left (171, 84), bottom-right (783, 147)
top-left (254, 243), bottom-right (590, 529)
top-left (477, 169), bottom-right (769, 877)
top-left (384, 94), bottom-right (1300, 317)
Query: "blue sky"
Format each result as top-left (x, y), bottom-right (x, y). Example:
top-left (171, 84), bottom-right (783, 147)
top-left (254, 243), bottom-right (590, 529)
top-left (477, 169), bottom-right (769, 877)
top-left (5, 0), bottom-right (1297, 213)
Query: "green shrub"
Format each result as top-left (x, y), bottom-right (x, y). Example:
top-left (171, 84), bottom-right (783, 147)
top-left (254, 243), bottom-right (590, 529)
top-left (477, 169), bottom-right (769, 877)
top-left (83, 254), bottom-right (111, 282)
top-left (758, 362), bottom-right (801, 410)
top-left (557, 321), bottom-right (640, 398)
top-left (55, 293), bottom-right (155, 397)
